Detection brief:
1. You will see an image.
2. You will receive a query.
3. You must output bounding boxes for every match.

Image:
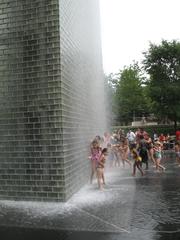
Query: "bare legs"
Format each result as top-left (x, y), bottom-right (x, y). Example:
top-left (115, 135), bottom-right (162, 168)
top-left (122, 152), bottom-right (131, 168)
top-left (90, 161), bottom-right (97, 184)
top-left (155, 158), bottom-right (165, 172)
top-left (148, 148), bottom-right (156, 166)
top-left (97, 168), bottom-right (104, 190)
top-left (132, 161), bottom-right (144, 176)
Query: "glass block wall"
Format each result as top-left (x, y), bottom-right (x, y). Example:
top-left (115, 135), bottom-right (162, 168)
top-left (0, 0), bottom-right (106, 201)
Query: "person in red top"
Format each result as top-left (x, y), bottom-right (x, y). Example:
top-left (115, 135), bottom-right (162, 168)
top-left (159, 133), bottom-right (166, 143)
top-left (176, 129), bottom-right (180, 141)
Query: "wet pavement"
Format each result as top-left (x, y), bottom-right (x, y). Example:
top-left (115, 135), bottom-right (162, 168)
top-left (0, 151), bottom-right (180, 240)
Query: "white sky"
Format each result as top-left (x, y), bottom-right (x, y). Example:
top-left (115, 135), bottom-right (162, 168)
top-left (100, 0), bottom-right (180, 74)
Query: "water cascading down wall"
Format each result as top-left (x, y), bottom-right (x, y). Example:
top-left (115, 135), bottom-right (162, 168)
top-left (0, 0), bottom-right (106, 201)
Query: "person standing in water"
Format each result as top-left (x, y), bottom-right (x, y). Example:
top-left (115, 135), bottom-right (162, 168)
top-left (144, 134), bottom-right (156, 167)
top-left (96, 148), bottom-right (108, 190)
top-left (138, 136), bottom-right (149, 170)
top-left (131, 146), bottom-right (144, 177)
top-left (120, 138), bottom-right (131, 168)
top-left (90, 139), bottom-right (101, 184)
top-left (153, 141), bottom-right (165, 172)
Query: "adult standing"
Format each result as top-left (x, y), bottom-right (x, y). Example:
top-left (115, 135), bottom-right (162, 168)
top-left (126, 130), bottom-right (136, 149)
top-left (135, 128), bottom-right (148, 144)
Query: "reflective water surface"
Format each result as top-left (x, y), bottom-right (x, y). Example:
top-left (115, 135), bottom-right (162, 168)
top-left (0, 152), bottom-right (180, 240)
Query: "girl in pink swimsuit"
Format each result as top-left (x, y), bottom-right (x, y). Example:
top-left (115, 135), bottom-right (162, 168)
top-left (90, 140), bottom-right (102, 183)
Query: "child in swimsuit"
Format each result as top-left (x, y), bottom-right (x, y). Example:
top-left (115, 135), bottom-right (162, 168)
top-left (120, 138), bottom-right (131, 168)
top-left (97, 148), bottom-right (108, 190)
top-left (144, 134), bottom-right (156, 166)
top-left (90, 139), bottom-right (101, 183)
top-left (131, 147), bottom-right (144, 176)
top-left (153, 142), bottom-right (165, 172)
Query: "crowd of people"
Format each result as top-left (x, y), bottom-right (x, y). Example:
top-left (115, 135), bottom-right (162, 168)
top-left (89, 128), bottom-right (180, 190)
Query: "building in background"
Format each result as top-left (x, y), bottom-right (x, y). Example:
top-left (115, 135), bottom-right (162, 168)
top-left (0, 0), bottom-right (106, 201)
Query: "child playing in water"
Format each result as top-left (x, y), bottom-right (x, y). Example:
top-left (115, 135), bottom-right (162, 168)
top-left (90, 139), bottom-right (102, 183)
top-left (131, 146), bottom-right (144, 176)
top-left (138, 137), bottom-right (149, 170)
top-left (153, 141), bottom-right (165, 172)
top-left (144, 134), bottom-right (156, 167)
top-left (96, 148), bottom-right (108, 190)
top-left (120, 138), bottom-right (131, 168)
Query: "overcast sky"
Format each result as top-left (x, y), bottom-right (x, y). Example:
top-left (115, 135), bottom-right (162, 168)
top-left (100, 0), bottom-right (180, 74)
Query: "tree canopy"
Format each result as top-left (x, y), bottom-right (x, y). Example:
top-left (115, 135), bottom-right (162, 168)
top-left (106, 40), bottom-right (180, 128)
top-left (143, 40), bottom-right (180, 128)
top-left (111, 63), bottom-right (149, 125)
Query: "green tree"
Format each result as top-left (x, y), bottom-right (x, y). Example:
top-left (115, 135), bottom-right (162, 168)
top-left (113, 63), bottom-right (149, 125)
top-left (143, 40), bottom-right (180, 129)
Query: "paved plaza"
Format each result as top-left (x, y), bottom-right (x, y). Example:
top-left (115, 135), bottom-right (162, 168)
top-left (0, 151), bottom-right (180, 240)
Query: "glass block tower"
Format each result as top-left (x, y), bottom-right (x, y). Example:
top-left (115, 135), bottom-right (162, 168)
top-left (0, 0), bottom-right (106, 201)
